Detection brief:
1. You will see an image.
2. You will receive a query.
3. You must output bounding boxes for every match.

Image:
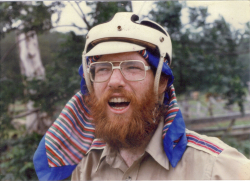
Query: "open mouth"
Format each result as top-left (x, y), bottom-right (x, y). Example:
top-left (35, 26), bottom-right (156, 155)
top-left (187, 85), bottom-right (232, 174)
top-left (108, 97), bottom-right (130, 110)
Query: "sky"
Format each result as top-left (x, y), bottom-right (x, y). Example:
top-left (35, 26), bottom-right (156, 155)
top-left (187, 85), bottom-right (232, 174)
top-left (50, 1), bottom-right (250, 34)
top-left (132, 1), bottom-right (250, 30)
top-left (182, 1), bottom-right (250, 30)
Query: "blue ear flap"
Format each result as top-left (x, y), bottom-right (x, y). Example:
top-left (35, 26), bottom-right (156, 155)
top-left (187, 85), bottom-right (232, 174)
top-left (163, 110), bottom-right (187, 168)
top-left (78, 65), bottom-right (88, 95)
top-left (33, 136), bottom-right (77, 180)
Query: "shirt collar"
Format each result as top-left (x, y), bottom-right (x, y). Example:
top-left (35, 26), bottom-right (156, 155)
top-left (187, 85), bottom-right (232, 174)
top-left (91, 118), bottom-right (170, 172)
top-left (86, 138), bottom-right (107, 172)
top-left (145, 118), bottom-right (170, 170)
top-left (94, 141), bottom-right (131, 172)
top-left (94, 143), bottom-right (111, 172)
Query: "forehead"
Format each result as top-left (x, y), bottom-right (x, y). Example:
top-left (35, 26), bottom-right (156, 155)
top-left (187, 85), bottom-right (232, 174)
top-left (97, 52), bottom-right (148, 65)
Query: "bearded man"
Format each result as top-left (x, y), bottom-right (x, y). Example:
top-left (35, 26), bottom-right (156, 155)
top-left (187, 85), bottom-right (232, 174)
top-left (33, 12), bottom-right (250, 180)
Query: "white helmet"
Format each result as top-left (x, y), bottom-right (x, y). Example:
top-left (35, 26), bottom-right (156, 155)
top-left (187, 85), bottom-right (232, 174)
top-left (82, 12), bottom-right (172, 101)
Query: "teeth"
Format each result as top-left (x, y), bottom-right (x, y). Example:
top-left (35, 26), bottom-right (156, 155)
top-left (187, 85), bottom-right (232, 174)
top-left (109, 97), bottom-right (129, 103)
top-left (112, 106), bottom-right (126, 110)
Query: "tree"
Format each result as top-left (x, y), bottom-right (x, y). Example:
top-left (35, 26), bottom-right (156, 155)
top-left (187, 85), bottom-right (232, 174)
top-left (149, 2), bottom-right (247, 112)
top-left (86, 1), bottom-right (132, 28)
top-left (0, 1), bottom-right (65, 134)
top-left (26, 1), bottom-right (132, 132)
top-left (149, 1), bottom-right (182, 35)
top-left (0, 1), bottom-right (64, 35)
top-left (0, 2), bottom-right (131, 180)
top-left (237, 22), bottom-right (250, 87)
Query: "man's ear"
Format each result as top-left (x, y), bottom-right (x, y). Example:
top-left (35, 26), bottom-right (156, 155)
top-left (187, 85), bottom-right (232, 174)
top-left (158, 75), bottom-right (168, 95)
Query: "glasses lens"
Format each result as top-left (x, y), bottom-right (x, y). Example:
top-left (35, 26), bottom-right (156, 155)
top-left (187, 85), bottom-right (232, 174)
top-left (121, 61), bottom-right (146, 81)
top-left (89, 62), bottom-right (112, 82)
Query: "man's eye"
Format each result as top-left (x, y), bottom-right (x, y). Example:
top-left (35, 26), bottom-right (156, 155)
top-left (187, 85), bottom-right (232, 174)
top-left (96, 67), bottom-right (110, 73)
top-left (128, 66), bottom-right (140, 69)
top-left (127, 66), bottom-right (142, 70)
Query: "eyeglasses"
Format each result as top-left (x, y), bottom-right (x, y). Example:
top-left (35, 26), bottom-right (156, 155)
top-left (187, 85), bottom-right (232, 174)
top-left (87, 60), bottom-right (151, 83)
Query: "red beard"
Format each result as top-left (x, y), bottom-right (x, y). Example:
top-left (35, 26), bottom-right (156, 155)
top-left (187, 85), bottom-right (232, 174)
top-left (87, 87), bottom-right (160, 149)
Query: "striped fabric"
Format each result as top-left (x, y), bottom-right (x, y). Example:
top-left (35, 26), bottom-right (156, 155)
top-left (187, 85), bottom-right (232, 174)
top-left (139, 49), bottom-right (168, 63)
top-left (187, 134), bottom-right (223, 154)
top-left (163, 85), bottom-right (179, 138)
top-left (45, 92), bottom-right (96, 167)
top-left (87, 55), bottom-right (101, 64)
top-left (138, 50), bottom-right (149, 60)
top-left (89, 139), bottom-right (106, 151)
top-left (45, 84), bottom-right (181, 167)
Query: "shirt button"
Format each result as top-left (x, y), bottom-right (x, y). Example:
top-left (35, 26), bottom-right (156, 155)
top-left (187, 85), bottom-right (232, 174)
top-left (126, 176), bottom-right (132, 181)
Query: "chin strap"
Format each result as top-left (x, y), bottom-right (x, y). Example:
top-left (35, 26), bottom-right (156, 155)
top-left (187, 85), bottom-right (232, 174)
top-left (154, 55), bottom-right (164, 102)
top-left (82, 52), bottom-right (93, 93)
top-left (160, 93), bottom-right (165, 104)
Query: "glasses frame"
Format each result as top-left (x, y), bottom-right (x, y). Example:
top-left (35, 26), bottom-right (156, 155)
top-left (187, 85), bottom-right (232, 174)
top-left (87, 60), bottom-right (151, 83)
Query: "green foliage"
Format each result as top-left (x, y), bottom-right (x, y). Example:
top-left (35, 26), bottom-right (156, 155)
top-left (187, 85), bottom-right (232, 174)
top-left (225, 76), bottom-right (246, 113)
top-left (0, 132), bottom-right (42, 180)
top-left (0, 2), bottom-right (131, 180)
top-left (27, 31), bottom-right (83, 115)
top-left (87, 1), bottom-right (132, 28)
top-left (223, 137), bottom-right (250, 158)
top-left (149, 1), bottom-right (182, 34)
top-left (237, 22), bottom-right (250, 87)
top-left (0, 1), bottom-right (64, 36)
top-left (0, 79), bottom-right (24, 139)
top-left (0, 31), bottom-right (77, 180)
top-left (149, 2), bottom-right (247, 112)
top-left (0, 31), bottom-right (20, 79)
top-left (188, 7), bottom-right (209, 28)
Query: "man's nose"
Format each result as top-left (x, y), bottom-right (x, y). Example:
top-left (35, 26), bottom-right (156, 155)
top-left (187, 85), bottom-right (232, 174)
top-left (108, 69), bottom-right (126, 88)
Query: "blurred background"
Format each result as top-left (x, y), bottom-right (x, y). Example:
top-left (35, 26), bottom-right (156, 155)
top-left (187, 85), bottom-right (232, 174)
top-left (0, 1), bottom-right (250, 180)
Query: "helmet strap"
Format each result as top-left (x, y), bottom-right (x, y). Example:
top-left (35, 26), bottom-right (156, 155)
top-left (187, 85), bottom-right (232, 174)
top-left (82, 53), bottom-right (93, 93)
top-left (154, 55), bottom-right (164, 102)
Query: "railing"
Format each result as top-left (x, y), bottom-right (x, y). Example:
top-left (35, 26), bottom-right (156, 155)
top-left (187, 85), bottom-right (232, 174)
top-left (178, 95), bottom-right (250, 139)
top-left (185, 112), bottom-right (250, 138)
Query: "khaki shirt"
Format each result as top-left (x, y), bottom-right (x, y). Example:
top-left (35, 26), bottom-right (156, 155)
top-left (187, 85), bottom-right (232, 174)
top-left (71, 120), bottom-right (250, 180)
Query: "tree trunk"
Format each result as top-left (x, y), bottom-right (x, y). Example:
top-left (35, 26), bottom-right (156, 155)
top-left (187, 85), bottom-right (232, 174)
top-left (17, 31), bottom-right (45, 79)
top-left (16, 30), bottom-right (49, 134)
